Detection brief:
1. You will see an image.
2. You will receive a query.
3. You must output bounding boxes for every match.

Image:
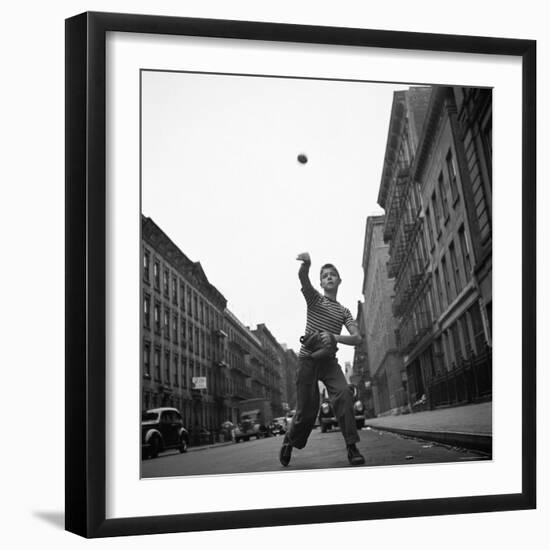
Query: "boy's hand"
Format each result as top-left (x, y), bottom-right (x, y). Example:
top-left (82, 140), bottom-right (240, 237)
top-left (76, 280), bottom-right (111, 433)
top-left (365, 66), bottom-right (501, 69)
top-left (296, 252), bottom-right (311, 265)
top-left (319, 331), bottom-right (335, 347)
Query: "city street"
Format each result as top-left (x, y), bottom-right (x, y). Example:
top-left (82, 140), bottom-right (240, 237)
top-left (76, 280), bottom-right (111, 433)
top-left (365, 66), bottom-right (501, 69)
top-left (141, 426), bottom-right (489, 478)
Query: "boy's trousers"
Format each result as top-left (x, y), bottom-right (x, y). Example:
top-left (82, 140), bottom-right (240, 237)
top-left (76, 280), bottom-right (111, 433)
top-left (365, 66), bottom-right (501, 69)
top-left (286, 355), bottom-right (360, 449)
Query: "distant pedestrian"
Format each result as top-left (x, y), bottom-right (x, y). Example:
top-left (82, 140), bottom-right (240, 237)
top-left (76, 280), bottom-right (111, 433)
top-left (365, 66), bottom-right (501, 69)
top-left (279, 252), bottom-right (365, 467)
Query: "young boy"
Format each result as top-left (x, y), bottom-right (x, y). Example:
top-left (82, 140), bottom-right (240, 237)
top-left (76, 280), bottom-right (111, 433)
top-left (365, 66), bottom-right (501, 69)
top-left (279, 252), bottom-right (365, 467)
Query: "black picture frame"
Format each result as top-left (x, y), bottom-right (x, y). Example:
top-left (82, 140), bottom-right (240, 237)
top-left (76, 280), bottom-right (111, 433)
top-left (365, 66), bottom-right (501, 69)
top-left (65, 11), bottom-right (536, 538)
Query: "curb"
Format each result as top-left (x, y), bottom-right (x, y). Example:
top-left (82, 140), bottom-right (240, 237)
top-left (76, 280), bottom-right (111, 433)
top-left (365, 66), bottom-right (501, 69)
top-left (365, 424), bottom-right (492, 455)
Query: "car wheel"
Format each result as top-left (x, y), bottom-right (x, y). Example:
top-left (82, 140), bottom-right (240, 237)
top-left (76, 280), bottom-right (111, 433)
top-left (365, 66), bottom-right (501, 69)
top-left (179, 437), bottom-right (188, 453)
top-left (256, 434), bottom-right (261, 440)
top-left (149, 436), bottom-right (160, 459)
top-left (321, 425), bottom-right (327, 433)
top-left (235, 437), bottom-right (240, 443)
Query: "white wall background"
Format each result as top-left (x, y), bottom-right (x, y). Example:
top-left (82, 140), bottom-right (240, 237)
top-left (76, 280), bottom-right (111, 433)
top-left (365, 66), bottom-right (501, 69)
top-left (0, 1), bottom-right (546, 548)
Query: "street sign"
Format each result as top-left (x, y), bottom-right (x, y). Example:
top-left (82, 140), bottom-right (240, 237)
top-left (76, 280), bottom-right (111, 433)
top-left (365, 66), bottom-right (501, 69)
top-left (192, 376), bottom-right (207, 390)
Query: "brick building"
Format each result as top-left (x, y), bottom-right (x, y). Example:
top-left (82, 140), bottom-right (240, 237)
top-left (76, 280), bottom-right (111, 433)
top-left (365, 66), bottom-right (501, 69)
top-left (378, 86), bottom-right (492, 411)
top-left (252, 324), bottom-right (284, 417)
top-left (141, 216), bottom-right (228, 438)
top-left (141, 216), bottom-right (294, 437)
top-left (224, 309), bottom-right (268, 421)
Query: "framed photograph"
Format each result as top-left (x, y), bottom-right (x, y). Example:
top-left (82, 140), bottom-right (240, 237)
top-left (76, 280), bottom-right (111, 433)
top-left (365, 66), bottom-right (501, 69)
top-left (65, 11), bottom-right (536, 538)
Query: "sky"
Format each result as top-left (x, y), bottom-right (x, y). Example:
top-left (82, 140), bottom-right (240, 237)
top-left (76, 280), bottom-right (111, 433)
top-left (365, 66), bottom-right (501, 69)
top-left (141, 70), bottom-right (408, 366)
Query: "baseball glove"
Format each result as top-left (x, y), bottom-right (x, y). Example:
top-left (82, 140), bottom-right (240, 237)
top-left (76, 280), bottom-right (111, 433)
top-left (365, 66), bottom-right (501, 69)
top-left (300, 331), bottom-right (338, 359)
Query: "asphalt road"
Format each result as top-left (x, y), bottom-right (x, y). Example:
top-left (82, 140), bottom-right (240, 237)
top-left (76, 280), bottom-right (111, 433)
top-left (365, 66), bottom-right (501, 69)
top-left (141, 426), bottom-right (489, 478)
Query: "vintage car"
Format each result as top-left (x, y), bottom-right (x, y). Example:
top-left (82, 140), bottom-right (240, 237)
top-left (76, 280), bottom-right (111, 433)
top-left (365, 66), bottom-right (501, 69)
top-left (234, 414), bottom-right (264, 443)
top-left (350, 384), bottom-right (367, 429)
top-left (353, 398), bottom-right (366, 430)
top-left (141, 407), bottom-right (189, 459)
top-left (318, 399), bottom-right (337, 432)
top-left (269, 416), bottom-right (287, 436)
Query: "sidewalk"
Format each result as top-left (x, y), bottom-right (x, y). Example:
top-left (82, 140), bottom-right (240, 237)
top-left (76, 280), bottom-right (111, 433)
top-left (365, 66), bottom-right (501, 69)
top-left (364, 402), bottom-right (492, 454)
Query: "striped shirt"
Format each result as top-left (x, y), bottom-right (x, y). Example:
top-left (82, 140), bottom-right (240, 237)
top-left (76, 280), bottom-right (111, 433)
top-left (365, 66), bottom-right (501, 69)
top-left (299, 276), bottom-right (356, 358)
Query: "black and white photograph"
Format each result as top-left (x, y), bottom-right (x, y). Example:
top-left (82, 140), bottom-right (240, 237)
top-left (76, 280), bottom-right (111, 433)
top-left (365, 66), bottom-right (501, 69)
top-left (3, 0), bottom-right (545, 547)
top-left (139, 72), bottom-right (493, 478)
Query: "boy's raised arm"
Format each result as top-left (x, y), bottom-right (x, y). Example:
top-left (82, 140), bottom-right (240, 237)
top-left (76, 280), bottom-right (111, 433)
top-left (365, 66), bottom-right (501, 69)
top-left (296, 252), bottom-right (312, 286)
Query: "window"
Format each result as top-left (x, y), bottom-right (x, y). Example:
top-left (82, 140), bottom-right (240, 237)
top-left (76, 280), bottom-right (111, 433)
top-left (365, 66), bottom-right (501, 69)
top-left (446, 150), bottom-right (459, 203)
top-left (173, 354), bottom-right (179, 386)
top-left (458, 225), bottom-right (472, 279)
top-left (172, 276), bottom-right (178, 305)
top-left (433, 337), bottom-right (444, 374)
top-left (173, 314), bottom-right (178, 343)
top-left (195, 327), bottom-right (200, 356)
top-left (182, 356), bottom-right (187, 388)
top-left (163, 309), bottom-right (169, 340)
top-left (438, 172), bottom-right (449, 221)
top-left (425, 208), bottom-right (435, 249)
top-left (180, 283), bottom-right (186, 311)
top-left (193, 295), bottom-right (198, 320)
top-left (418, 226), bottom-right (428, 265)
top-left (154, 302), bottom-right (160, 334)
top-left (164, 351), bottom-right (170, 383)
top-left (469, 303), bottom-right (486, 353)
top-left (449, 241), bottom-right (462, 294)
top-left (460, 315), bottom-right (473, 356)
top-left (450, 323), bottom-right (462, 365)
top-left (442, 331), bottom-right (451, 371)
top-left (441, 255), bottom-right (453, 303)
top-left (181, 318), bottom-right (186, 347)
top-left (143, 294), bottom-right (150, 328)
top-left (431, 280), bottom-right (440, 317)
top-left (143, 250), bottom-right (150, 282)
top-left (154, 348), bottom-right (161, 381)
top-left (431, 191), bottom-right (441, 234)
top-left (153, 261), bottom-right (160, 289)
top-left (143, 342), bottom-right (151, 377)
top-left (200, 300), bottom-right (204, 324)
top-left (163, 270), bottom-right (169, 297)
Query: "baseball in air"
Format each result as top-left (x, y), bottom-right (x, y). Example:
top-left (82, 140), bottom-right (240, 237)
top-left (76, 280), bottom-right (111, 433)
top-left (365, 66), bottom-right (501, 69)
top-left (297, 154), bottom-right (308, 164)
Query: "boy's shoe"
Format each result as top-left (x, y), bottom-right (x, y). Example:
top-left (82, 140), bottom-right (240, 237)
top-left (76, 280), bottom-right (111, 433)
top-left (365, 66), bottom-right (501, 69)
top-left (279, 436), bottom-right (293, 467)
top-left (347, 444), bottom-right (365, 466)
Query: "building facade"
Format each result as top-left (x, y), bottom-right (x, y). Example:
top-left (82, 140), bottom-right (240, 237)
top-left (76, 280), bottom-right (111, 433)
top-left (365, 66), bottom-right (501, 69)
top-left (141, 216), bottom-right (295, 438)
top-left (141, 216), bottom-right (228, 440)
top-left (252, 324), bottom-right (284, 417)
top-left (352, 301), bottom-right (375, 417)
top-left (361, 215), bottom-right (406, 415)
top-left (224, 309), bottom-right (268, 422)
top-left (378, 87), bottom-right (492, 411)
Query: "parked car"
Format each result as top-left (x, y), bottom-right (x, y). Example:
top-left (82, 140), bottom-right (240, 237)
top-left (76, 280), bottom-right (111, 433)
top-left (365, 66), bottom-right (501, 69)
top-left (141, 407), bottom-right (189, 459)
top-left (318, 399), bottom-right (337, 432)
top-left (234, 414), bottom-right (264, 442)
top-left (349, 384), bottom-right (367, 429)
top-left (269, 417), bottom-right (287, 436)
top-left (353, 398), bottom-right (366, 429)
